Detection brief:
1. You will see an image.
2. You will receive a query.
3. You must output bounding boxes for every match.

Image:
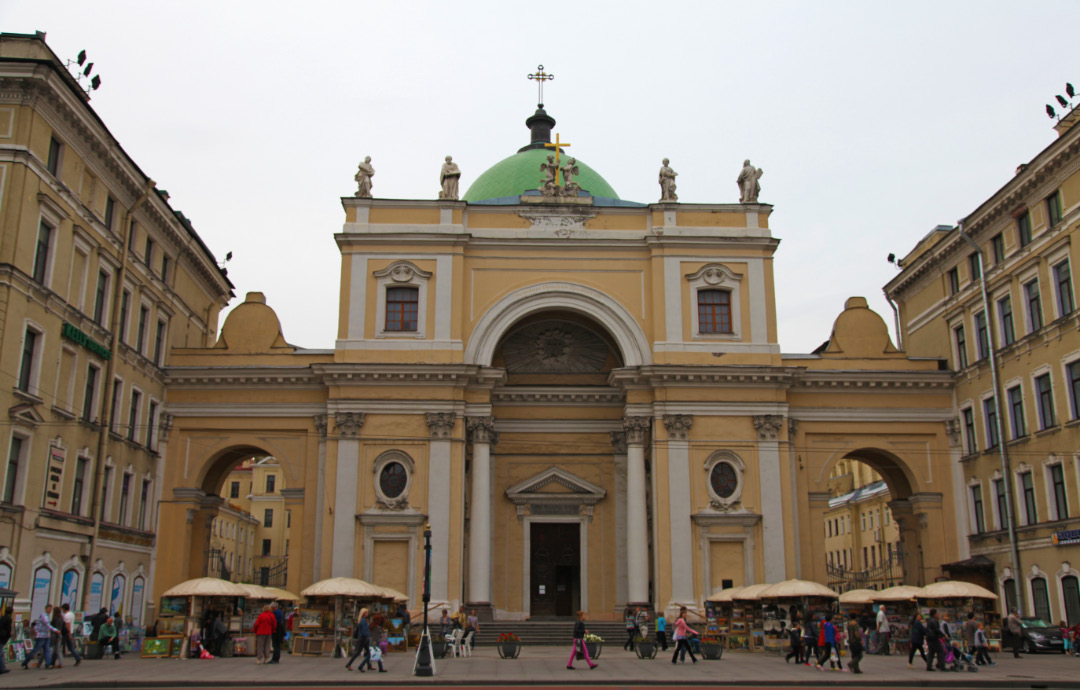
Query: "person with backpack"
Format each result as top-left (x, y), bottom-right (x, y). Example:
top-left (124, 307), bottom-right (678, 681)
top-left (815, 613), bottom-right (839, 671)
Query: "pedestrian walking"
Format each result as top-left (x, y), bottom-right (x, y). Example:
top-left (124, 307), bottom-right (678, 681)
top-left (345, 608), bottom-right (376, 672)
top-left (0, 606), bottom-right (10, 675)
top-left (623, 606), bottom-right (638, 651)
top-left (907, 612), bottom-right (927, 667)
top-left (252, 605), bottom-right (276, 664)
top-left (815, 613), bottom-right (838, 671)
top-left (655, 611), bottom-right (668, 651)
top-left (566, 610), bottom-right (598, 670)
top-left (368, 614), bottom-right (386, 672)
top-left (49, 604), bottom-right (81, 668)
top-left (973, 622), bottom-right (994, 665)
top-left (670, 606), bottom-right (698, 664)
top-left (785, 620), bottom-right (803, 663)
top-left (48, 606), bottom-right (65, 667)
top-left (875, 604), bottom-right (890, 654)
top-left (1006, 608), bottom-right (1023, 658)
top-left (963, 612), bottom-right (978, 654)
top-left (269, 602), bottom-right (284, 663)
top-left (802, 616), bottom-right (818, 666)
top-left (22, 605), bottom-right (58, 669)
top-left (924, 608), bottom-right (946, 671)
top-left (846, 613), bottom-right (864, 674)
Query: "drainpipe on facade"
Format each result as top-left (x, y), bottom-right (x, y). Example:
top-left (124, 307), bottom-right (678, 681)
top-left (957, 222), bottom-right (1025, 615)
top-left (884, 292), bottom-right (903, 350)
top-left (82, 180), bottom-right (156, 612)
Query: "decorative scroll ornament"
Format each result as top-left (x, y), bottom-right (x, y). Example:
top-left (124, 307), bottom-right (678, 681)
top-left (426, 412), bottom-right (455, 439)
top-left (753, 414), bottom-right (783, 441)
top-left (334, 412), bottom-right (366, 438)
top-left (663, 414), bottom-right (694, 441)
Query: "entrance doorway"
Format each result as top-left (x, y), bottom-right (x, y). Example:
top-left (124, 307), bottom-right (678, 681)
top-left (530, 523), bottom-right (580, 617)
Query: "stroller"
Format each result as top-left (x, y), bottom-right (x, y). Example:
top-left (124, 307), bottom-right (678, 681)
top-left (944, 643), bottom-right (977, 672)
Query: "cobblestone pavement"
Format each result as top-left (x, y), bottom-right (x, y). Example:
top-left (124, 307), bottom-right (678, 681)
top-left (3, 646), bottom-right (1079, 688)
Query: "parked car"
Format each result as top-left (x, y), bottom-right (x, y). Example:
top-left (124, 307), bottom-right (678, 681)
top-left (1020, 618), bottom-right (1065, 653)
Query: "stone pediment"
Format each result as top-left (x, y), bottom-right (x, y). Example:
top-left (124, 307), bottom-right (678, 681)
top-left (9, 403), bottom-right (45, 427)
top-left (505, 467), bottom-right (606, 519)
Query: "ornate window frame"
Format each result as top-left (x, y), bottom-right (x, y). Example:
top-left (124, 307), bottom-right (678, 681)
top-left (685, 264), bottom-right (742, 340)
top-left (373, 450), bottom-right (414, 510)
top-left (705, 450), bottom-right (745, 511)
top-left (374, 261), bottom-right (431, 339)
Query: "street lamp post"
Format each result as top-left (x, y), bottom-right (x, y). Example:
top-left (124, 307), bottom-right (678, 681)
top-left (414, 524), bottom-right (434, 676)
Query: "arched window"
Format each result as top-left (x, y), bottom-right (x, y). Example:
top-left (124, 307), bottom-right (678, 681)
top-left (131, 575), bottom-right (146, 626)
top-left (110, 573), bottom-right (126, 616)
top-left (385, 287), bottom-right (419, 332)
top-left (0, 562), bottom-right (11, 589)
top-left (1031, 577), bottom-right (1051, 621)
top-left (1063, 575), bottom-right (1080, 626)
top-left (1002, 577), bottom-right (1017, 614)
top-left (61, 568), bottom-right (80, 609)
top-left (697, 290), bottom-right (732, 334)
top-left (30, 565), bottom-right (53, 618)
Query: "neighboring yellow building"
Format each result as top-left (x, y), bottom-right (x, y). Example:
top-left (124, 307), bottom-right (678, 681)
top-left (0, 33), bottom-right (231, 623)
top-left (217, 456), bottom-right (291, 586)
top-left (207, 501), bottom-right (259, 584)
top-left (154, 103), bottom-right (962, 621)
top-left (823, 459), bottom-right (901, 591)
top-left (886, 106), bottom-right (1080, 624)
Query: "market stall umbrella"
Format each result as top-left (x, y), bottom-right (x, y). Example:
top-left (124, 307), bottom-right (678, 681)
top-left (873, 585), bottom-right (925, 602)
top-left (162, 577), bottom-right (248, 597)
top-left (264, 587), bottom-right (300, 602)
top-left (707, 585), bottom-right (746, 603)
top-left (732, 583), bottom-right (773, 600)
top-left (236, 583), bottom-right (280, 600)
top-left (839, 589), bottom-right (878, 605)
top-left (300, 577), bottom-right (386, 598)
top-left (375, 585), bottom-right (409, 603)
top-left (759, 579), bottom-right (838, 599)
top-left (919, 580), bottom-right (998, 600)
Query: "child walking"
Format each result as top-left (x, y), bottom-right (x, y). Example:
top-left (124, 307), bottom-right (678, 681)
top-left (567, 610), bottom-right (597, 670)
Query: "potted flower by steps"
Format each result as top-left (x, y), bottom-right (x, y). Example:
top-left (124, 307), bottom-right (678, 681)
top-left (497, 632), bottom-right (522, 659)
top-left (633, 634), bottom-right (657, 659)
top-left (583, 633), bottom-right (603, 660)
top-left (699, 634), bottom-right (724, 660)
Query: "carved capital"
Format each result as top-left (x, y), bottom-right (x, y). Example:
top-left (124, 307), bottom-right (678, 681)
top-left (622, 416), bottom-right (651, 446)
top-left (426, 412), bottom-right (455, 439)
top-left (313, 414), bottom-right (328, 440)
top-left (334, 412), bottom-right (366, 438)
top-left (158, 413), bottom-right (174, 442)
top-left (663, 414), bottom-right (693, 441)
top-left (467, 416), bottom-right (498, 445)
top-left (609, 431), bottom-right (627, 455)
top-left (944, 418), bottom-right (961, 447)
top-left (753, 414), bottom-right (784, 441)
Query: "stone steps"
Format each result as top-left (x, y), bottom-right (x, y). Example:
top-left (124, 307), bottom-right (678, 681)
top-left (472, 620), bottom-right (630, 646)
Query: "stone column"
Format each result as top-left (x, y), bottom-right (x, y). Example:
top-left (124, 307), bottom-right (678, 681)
top-left (610, 431), bottom-right (628, 608)
top-left (663, 414), bottom-right (695, 606)
top-left (466, 417), bottom-right (496, 610)
top-left (331, 412), bottom-right (365, 578)
top-left (312, 414), bottom-right (328, 580)
top-left (887, 498), bottom-right (920, 586)
top-left (944, 418), bottom-right (971, 560)
top-left (753, 414), bottom-right (788, 582)
top-left (426, 412), bottom-right (455, 604)
top-left (624, 416), bottom-right (651, 605)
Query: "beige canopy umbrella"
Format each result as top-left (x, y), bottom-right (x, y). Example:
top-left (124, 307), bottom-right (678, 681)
top-left (873, 585), bottom-right (925, 602)
top-left (839, 589), bottom-right (878, 605)
top-left (732, 583), bottom-right (773, 600)
top-left (162, 577), bottom-right (249, 598)
top-left (707, 585), bottom-right (746, 603)
top-left (919, 580), bottom-right (999, 600)
top-left (264, 587), bottom-right (300, 602)
top-left (300, 577), bottom-right (387, 599)
top-left (758, 579), bottom-right (838, 599)
top-left (375, 585), bottom-right (409, 603)
top-left (236, 583), bottom-right (279, 600)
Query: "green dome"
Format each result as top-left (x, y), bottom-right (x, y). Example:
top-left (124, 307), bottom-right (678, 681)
top-left (463, 148), bottom-right (619, 202)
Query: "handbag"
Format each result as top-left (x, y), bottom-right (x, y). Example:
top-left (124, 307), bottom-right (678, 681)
top-left (369, 645), bottom-right (383, 662)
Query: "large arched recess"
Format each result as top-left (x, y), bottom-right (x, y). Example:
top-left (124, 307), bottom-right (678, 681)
top-left (465, 282), bottom-right (652, 367)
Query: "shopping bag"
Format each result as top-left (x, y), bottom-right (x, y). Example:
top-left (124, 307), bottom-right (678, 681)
top-left (369, 645), bottom-right (383, 662)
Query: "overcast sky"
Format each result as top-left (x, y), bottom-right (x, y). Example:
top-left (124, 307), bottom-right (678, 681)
top-left (4, 1), bottom-right (1078, 354)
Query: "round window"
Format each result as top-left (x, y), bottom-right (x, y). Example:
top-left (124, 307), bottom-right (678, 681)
top-left (379, 462), bottom-right (408, 499)
top-left (710, 462), bottom-right (738, 499)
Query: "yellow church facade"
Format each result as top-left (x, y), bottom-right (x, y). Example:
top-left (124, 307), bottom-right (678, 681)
top-left (152, 107), bottom-right (963, 621)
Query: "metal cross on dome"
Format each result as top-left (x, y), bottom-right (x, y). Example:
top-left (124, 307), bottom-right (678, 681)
top-left (528, 64), bottom-right (554, 108)
top-left (544, 133), bottom-right (571, 186)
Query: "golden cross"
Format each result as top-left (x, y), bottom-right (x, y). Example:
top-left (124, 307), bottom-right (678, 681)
top-left (544, 133), bottom-right (571, 186)
top-left (527, 64), bottom-right (554, 107)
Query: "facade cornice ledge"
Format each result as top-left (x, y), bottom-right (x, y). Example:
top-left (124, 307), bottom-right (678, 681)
top-left (164, 366), bottom-right (319, 387)
top-left (609, 365), bottom-right (800, 389)
top-left (791, 369), bottom-right (954, 390)
top-left (312, 363), bottom-right (505, 388)
top-left (491, 386), bottom-right (624, 406)
top-left (690, 511), bottom-right (762, 527)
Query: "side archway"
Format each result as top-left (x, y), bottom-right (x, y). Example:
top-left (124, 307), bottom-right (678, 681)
top-left (465, 282), bottom-right (652, 367)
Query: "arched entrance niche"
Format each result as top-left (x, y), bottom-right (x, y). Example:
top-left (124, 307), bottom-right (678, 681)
top-left (479, 305), bottom-right (630, 618)
top-left (813, 446), bottom-right (946, 588)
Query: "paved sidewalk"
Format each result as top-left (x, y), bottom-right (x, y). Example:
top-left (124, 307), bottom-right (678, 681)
top-left (3, 646), bottom-right (1079, 688)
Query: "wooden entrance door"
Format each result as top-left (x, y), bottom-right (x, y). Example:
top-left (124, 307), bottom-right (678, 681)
top-left (530, 522), bottom-right (580, 617)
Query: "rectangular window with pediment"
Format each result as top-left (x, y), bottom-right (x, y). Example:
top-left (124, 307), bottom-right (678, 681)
top-left (697, 290), bottom-right (732, 334)
top-left (374, 260), bottom-right (431, 338)
top-left (385, 287), bottom-right (418, 332)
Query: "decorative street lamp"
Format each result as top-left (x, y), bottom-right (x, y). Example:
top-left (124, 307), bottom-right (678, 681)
top-left (414, 524), bottom-right (434, 676)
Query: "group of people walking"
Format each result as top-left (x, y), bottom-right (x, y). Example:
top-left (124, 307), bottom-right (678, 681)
top-left (906, 609), bottom-right (995, 670)
top-left (6, 604), bottom-right (124, 672)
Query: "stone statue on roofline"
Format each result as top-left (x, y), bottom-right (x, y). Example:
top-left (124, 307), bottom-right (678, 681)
top-left (659, 158), bottom-right (678, 202)
top-left (737, 159), bottom-right (763, 203)
top-left (539, 155), bottom-right (559, 196)
top-left (354, 156), bottom-right (375, 198)
top-left (439, 155), bottom-right (461, 200)
top-left (560, 158), bottom-right (580, 196)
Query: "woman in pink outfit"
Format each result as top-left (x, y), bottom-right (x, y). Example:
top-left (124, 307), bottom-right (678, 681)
top-left (566, 610), bottom-right (597, 670)
top-left (671, 607), bottom-right (698, 663)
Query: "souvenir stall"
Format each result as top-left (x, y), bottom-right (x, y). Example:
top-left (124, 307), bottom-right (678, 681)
top-left (232, 584), bottom-right (282, 657)
top-left (732, 584), bottom-right (773, 652)
top-left (705, 586), bottom-right (745, 651)
top-left (297, 577), bottom-right (389, 658)
top-left (757, 580), bottom-right (839, 655)
top-left (370, 585), bottom-right (410, 652)
top-left (838, 589), bottom-right (876, 618)
top-left (871, 585), bottom-right (924, 655)
top-left (916, 581), bottom-right (1000, 652)
top-left (157, 577), bottom-right (249, 659)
